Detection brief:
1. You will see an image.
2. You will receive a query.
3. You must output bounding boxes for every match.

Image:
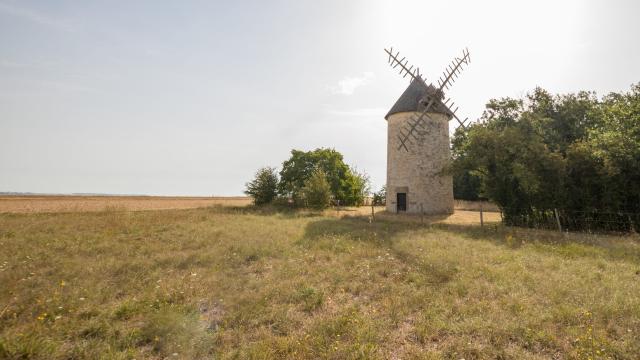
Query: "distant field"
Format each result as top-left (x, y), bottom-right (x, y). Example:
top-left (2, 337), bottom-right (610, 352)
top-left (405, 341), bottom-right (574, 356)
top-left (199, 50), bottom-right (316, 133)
top-left (0, 196), bottom-right (252, 213)
top-left (1, 205), bottom-right (638, 359)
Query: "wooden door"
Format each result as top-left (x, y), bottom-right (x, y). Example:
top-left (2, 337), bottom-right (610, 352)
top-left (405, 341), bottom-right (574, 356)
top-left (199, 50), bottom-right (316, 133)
top-left (397, 193), bottom-right (406, 212)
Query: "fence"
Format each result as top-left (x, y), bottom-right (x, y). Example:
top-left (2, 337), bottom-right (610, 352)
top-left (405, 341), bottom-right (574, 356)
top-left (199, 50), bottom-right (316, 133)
top-left (338, 200), bottom-right (640, 235)
top-left (500, 208), bottom-right (640, 234)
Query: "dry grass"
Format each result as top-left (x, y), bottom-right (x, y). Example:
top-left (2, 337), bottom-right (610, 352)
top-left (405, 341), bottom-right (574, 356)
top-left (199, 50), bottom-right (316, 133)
top-left (453, 200), bottom-right (500, 212)
top-left (0, 196), bottom-right (252, 213)
top-left (1, 205), bottom-right (639, 359)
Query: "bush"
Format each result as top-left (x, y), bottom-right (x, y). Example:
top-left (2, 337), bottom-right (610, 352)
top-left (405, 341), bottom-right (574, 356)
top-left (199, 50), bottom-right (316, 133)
top-left (301, 169), bottom-right (332, 210)
top-left (372, 186), bottom-right (386, 206)
top-left (278, 148), bottom-right (369, 206)
top-left (345, 168), bottom-right (370, 206)
top-left (244, 167), bottom-right (279, 205)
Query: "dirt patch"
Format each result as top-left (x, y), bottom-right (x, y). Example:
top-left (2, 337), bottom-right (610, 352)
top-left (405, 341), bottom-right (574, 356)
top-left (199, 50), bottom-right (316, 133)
top-left (332, 206), bottom-right (501, 226)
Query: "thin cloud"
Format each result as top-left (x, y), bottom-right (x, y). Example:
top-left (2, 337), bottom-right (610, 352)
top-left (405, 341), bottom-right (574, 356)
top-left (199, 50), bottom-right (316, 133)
top-left (330, 72), bottom-right (374, 95)
top-left (0, 2), bottom-right (74, 32)
top-left (0, 60), bottom-right (29, 68)
top-left (326, 107), bottom-right (386, 117)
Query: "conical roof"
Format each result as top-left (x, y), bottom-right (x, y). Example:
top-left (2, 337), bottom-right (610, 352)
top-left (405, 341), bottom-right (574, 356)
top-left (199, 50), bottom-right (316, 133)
top-left (385, 80), bottom-right (453, 120)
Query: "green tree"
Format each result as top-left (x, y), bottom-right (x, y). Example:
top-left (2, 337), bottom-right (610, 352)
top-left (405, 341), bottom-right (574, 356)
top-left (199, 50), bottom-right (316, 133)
top-left (278, 148), bottom-right (367, 206)
top-left (244, 167), bottom-right (279, 205)
top-left (453, 171), bottom-right (482, 201)
top-left (452, 83), bottom-right (640, 230)
top-left (564, 141), bottom-right (607, 211)
top-left (301, 169), bottom-right (332, 210)
top-left (453, 119), bottom-right (565, 223)
top-left (586, 84), bottom-right (640, 211)
top-left (526, 87), bottom-right (599, 154)
top-left (343, 168), bottom-right (370, 206)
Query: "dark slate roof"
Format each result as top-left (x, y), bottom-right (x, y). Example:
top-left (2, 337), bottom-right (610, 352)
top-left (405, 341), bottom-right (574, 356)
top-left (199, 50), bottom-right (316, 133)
top-left (385, 80), bottom-right (453, 120)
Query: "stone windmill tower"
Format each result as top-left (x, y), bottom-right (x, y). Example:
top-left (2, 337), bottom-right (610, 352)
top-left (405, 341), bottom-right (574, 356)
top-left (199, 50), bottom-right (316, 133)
top-left (383, 47), bottom-right (471, 214)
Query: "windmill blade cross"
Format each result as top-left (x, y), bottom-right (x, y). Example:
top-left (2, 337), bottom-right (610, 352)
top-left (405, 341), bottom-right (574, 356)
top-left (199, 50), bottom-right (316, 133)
top-left (396, 98), bottom-right (441, 151)
top-left (441, 96), bottom-right (469, 130)
top-left (397, 115), bottom-right (423, 150)
top-left (384, 46), bottom-right (472, 151)
top-left (397, 135), bottom-right (410, 151)
top-left (397, 113), bottom-right (425, 151)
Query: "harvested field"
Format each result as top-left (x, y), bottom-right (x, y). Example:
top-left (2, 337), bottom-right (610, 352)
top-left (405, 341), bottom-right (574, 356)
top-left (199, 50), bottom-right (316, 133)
top-left (0, 196), bottom-right (252, 213)
top-left (0, 196), bottom-right (501, 226)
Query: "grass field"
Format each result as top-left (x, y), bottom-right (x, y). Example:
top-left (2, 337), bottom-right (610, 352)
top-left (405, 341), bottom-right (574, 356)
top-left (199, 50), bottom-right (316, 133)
top-left (1, 204), bottom-right (639, 359)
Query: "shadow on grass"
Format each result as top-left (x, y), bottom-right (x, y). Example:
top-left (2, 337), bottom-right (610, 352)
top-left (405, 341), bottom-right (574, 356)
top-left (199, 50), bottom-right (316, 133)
top-left (299, 215), bottom-right (443, 251)
top-left (205, 204), bottom-right (322, 218)
top-left (300, 213), bottom-right (640, 264)
top-left (446, 222), bottom-right (640, 264)
top-left (203, 204), bottom-right (640, 263)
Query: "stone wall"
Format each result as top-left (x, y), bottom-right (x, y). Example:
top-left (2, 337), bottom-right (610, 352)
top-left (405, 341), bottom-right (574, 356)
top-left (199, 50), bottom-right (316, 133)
top-left (386, 111), bottom-right (454, 214)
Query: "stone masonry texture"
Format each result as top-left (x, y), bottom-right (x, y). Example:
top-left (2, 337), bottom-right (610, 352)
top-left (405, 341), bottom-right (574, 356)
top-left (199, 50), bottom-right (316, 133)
top-left (386, 111), bottom-right (454, 214)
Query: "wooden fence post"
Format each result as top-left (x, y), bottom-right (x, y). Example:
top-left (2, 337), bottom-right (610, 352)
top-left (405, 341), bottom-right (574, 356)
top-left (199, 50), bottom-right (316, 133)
top-left (554, 208), bottom-right (562, 233)
top-left (371, 203), bottom-right (375, 222)
top-left (480, 203), bottom-right (484, 227)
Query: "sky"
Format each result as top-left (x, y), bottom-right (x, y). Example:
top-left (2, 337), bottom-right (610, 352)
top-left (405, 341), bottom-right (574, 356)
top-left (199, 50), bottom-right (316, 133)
top-left (1, 0), bottom-right (639, 196)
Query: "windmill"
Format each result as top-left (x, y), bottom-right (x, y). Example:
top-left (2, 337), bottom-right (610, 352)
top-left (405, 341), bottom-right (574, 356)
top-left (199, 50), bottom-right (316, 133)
top-left (382, 47), bottom-right (472, 214)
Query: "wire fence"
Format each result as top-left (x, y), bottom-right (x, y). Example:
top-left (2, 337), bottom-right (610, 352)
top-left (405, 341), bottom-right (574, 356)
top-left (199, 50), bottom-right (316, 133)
top-left (354, 201), bottom-right (639, 235)
top-left (500, 207), bottom-right (640, 234)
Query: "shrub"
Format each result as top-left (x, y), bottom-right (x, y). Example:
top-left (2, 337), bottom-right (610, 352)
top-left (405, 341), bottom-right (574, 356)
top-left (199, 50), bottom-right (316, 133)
top-left (301, 169), bottom-right (332, 210)
top-left (372, 186), bottom-right (386, 206)
top-left (244, 167), bottom-right (279, 205)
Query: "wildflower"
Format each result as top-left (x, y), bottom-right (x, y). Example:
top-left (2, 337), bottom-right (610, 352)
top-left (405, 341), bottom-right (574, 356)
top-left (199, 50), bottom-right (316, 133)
top-left (59, 280), bottom-right (66, 287)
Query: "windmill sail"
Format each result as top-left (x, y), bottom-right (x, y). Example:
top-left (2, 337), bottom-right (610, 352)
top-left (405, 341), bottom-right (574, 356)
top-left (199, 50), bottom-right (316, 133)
top-left (436, 48), bottom-right (470, 92)
top-left (384, 48), bottom-right (427, 85)
top-left (385, 47), bottom-right (471, 151)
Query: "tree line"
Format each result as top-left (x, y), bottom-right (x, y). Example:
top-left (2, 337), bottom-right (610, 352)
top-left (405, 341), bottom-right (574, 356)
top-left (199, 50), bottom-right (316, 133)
top-left (452, 83), bottom-right (640, 230)
top-left (245, 148), bottom-right (370, 209)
